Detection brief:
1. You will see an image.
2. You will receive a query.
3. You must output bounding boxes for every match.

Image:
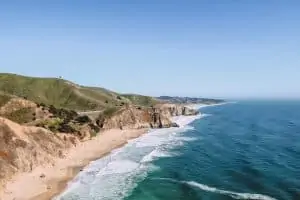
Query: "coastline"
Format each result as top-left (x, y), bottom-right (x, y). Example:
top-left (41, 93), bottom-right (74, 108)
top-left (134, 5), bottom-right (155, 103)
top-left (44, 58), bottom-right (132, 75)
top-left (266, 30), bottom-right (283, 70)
top-left (54, 113), bottom-right (203, 199)
top-left (1, 128), bottom-right (148, 200)
top-left (0, 104), bottom-right (208, 200)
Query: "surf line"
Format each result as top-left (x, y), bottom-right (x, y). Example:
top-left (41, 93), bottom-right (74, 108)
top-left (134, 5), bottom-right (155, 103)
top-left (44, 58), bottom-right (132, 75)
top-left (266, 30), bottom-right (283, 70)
top-left (150, 178), bottom-right (277, 200)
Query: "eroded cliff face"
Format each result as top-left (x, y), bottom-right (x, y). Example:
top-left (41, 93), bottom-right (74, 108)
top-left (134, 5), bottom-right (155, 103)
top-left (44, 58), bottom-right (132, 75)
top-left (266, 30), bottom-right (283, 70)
top-left (0, 117), bottom-right (78, 190)
top-left (100, 106), bottom-right (172, 129)
top-left (100, 104), bottom-right (199, 130)
top-left (157, 104), bottom-right (199, 117)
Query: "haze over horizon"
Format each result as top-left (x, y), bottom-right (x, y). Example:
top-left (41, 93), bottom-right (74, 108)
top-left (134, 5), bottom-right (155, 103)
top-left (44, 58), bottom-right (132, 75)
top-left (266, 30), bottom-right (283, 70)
top-left (1, 1), bottom-right (299, 99)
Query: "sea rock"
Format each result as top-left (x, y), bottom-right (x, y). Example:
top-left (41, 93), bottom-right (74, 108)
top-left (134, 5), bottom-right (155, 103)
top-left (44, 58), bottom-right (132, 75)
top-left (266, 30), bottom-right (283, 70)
top-left (182, 106), bottom-right (199, 116)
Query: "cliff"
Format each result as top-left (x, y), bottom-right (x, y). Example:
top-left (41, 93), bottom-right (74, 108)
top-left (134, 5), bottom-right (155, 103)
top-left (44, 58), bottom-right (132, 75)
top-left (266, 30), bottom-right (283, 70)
top-left (98, 104), bottom-right (199, 130)
top-left (0, 117), bottom-right (78, 190)
top-left (157, 103), bottom-right (199, 117)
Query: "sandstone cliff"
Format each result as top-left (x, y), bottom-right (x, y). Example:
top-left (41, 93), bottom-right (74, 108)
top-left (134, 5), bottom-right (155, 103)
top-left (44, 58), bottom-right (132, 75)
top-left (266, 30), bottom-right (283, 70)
top-left (157, 103), bottom-right (199, 117)
top-left (0, 117), bottom-right (78, 190)
top-left (98, 104), bottom-right (199, 130)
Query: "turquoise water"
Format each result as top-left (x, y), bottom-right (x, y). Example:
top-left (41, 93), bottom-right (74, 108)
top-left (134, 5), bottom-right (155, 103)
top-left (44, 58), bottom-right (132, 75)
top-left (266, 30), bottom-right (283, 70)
top-left (57, 102), bottom-right (300, 200)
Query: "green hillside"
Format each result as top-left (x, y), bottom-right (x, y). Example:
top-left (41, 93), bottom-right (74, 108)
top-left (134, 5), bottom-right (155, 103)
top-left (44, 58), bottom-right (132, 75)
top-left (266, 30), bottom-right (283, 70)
top-left (121, 94), bottom-right (159, 107)
top-left (0, 73), bottom-right (159, 111)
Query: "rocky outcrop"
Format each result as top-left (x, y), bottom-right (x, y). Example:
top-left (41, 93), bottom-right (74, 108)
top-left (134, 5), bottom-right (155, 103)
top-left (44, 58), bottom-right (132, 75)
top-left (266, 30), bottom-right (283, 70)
top-left (99, 104), bottom-right (198, 130)
top-left (156, 104), bottom-right (199, 117)
top-left (99, 106), bottom-right (174, 129)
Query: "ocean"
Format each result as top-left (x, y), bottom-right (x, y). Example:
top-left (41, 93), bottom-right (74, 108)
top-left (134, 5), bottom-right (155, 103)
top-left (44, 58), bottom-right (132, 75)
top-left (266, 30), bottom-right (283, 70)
top-left (55, 101), bottom-right (300, 200)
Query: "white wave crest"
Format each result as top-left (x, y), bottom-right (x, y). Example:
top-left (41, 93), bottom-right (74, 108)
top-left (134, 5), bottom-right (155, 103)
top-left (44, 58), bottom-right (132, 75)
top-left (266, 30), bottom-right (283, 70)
top-left (141, 149), bottom-right (176, 163)
top-left (96, 160), bottom-right (140, 176)
top-left (175, 136), bottom-right (198, 142)
top-left (172, 114), bottom-right (202, 127)
top-left (187, 181), bottom-right (277, 200)
top-left (151, 178), bottom-right (277, 200)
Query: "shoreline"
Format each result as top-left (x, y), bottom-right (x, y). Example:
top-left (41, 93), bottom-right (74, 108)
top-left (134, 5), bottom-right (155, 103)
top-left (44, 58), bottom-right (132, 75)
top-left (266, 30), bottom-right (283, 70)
top-left (1, 128), bottom-right (148, 200)
top-left (0, 105), bottom-right (210, 200)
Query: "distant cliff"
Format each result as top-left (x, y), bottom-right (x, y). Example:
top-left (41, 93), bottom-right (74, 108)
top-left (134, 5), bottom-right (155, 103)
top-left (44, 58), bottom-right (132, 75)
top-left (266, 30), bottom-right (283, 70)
top-left (97, 104), bottom-right (199, 130)
top-left (157, 96), bottom-right (224, 104)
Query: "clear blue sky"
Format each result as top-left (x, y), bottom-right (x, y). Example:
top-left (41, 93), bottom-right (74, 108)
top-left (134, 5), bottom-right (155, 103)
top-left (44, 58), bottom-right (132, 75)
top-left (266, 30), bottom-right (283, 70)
top-left (1, 1), bottom-right (299, 99)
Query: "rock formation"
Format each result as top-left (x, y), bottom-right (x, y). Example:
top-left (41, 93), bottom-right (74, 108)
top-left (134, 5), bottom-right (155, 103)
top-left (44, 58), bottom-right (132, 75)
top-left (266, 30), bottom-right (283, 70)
top-left (99, 104), bottom-right (199, 130)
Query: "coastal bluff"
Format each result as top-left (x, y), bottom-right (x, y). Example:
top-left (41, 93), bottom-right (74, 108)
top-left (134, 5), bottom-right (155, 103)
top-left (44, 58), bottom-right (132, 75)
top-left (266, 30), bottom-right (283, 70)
top-left (99, 104), bottom-right (199, 130)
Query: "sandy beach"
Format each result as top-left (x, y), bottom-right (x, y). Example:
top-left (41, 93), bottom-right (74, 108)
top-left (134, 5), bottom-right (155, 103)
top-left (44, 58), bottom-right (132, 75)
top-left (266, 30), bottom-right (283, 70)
top-left (0, 128), bottom-right (148, 200)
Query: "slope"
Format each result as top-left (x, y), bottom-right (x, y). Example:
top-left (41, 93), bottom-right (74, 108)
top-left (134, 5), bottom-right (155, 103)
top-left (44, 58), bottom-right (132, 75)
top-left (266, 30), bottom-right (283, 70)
top-left (0, 73), bottom-right (158, 111)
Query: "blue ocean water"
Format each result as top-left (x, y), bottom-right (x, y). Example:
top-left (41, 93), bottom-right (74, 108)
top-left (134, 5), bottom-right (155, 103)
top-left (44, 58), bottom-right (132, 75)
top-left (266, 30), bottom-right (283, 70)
top-left (56, 102), bottom-right (300, 200)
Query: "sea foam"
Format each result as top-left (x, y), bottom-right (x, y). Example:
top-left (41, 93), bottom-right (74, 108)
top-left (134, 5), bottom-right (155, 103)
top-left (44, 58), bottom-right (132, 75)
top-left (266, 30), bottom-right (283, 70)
top-left (54, 113), bottom-right (203, 200)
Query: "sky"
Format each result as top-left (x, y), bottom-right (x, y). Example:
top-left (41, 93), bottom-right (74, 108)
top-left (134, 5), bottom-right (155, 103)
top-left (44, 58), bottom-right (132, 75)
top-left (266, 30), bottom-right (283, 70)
top-left (0, 1), bottom-right (300, 99)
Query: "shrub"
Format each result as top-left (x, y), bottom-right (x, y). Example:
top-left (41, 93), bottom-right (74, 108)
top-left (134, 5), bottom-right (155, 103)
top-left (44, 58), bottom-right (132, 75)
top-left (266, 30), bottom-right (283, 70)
top-left (36, 118), bottom-right (63, 132)
top-left (0, 94), bottom-right (12, 107)
top-left (89, 123), bottom-right (100, 133)
top-left (75, 115), bottom-right (91, 124)
top-left (96, 117), bottom-right (105, 128)
top-left (102, 107), bottom-right (118, 117)
top-left (90, 130), bottom-right (98, 137)
top-left (40, 103), bottom-right (46, 107)
top-left (57, 124), bottom-right (77, 133)
top-left (4, 108), bottom-right (34, 124)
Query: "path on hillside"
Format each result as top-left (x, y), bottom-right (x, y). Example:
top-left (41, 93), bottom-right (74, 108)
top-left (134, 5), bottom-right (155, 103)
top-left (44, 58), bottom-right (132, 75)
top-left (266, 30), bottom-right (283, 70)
top-left (78, 110), bottom-right (103, 115)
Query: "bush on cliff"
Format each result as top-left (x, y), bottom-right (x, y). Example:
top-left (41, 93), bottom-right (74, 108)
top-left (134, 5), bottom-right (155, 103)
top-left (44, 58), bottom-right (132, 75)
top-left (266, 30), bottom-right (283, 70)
top-left (4, 107), bottom-right (35, 124)
top-left (0, 93), bottom-right (12, 107)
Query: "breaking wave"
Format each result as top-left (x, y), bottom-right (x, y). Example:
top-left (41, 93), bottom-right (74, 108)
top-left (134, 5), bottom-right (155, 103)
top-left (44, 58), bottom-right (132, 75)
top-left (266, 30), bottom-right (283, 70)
top-left (54, 114), bottom-right (203, 200)
top-left (151, 178), bottom-right (277, 200)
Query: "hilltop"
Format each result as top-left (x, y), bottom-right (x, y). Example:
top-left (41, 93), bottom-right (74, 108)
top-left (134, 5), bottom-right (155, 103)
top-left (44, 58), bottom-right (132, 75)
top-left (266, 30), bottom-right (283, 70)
top-left (0, 73), bottom-right (159, 111)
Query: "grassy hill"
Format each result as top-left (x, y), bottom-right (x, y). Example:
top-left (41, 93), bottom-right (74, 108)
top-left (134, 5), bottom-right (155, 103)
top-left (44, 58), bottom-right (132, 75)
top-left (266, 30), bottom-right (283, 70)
top-left (0, 73), bottom-right (159, 111)
top-left (121, 94), bottom-right (159, 107)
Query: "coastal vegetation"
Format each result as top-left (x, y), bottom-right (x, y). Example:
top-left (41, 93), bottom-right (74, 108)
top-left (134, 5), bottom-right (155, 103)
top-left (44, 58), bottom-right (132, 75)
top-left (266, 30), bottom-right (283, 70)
top-left (0, 73), bottom-right (158, 111)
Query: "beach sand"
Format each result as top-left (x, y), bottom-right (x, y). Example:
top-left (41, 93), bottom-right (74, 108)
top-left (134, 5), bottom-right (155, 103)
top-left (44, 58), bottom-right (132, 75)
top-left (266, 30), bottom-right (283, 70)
top-left (1, 128), bottom-right (147, 200)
